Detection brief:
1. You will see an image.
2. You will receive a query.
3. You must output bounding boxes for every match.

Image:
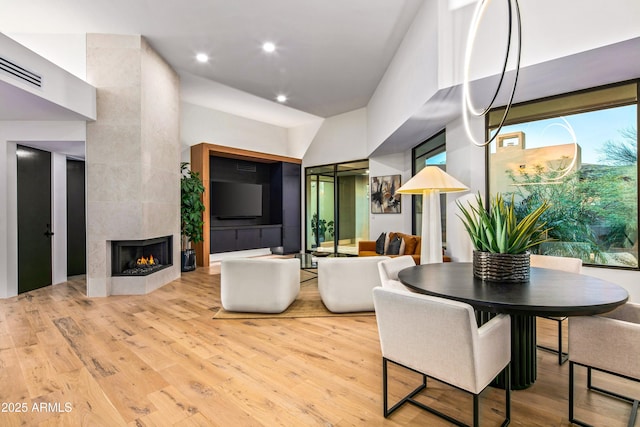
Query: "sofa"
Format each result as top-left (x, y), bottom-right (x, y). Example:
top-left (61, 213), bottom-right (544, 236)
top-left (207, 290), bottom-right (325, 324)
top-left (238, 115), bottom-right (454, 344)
top-left (358, 232), bottom-right (422, 264)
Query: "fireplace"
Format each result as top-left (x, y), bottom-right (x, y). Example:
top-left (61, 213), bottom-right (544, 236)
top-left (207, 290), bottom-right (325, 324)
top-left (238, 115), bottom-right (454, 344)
top-left (111, 236), bottom-right (173, 276)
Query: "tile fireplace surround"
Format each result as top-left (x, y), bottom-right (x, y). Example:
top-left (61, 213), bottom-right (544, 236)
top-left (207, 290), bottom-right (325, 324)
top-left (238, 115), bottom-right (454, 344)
top-left (85, 34), bottom-right (181, 296)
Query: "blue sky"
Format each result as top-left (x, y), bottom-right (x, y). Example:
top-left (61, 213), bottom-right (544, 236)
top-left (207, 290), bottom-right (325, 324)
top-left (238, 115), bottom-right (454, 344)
top-left (493, 104), bottom-right (637, 164)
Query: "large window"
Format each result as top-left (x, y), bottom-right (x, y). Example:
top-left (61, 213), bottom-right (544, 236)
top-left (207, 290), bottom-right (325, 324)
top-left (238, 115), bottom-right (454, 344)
top-left (488, 82), bottom-right (638, 268)
top-left (412, 131), bottom-right (447, 242)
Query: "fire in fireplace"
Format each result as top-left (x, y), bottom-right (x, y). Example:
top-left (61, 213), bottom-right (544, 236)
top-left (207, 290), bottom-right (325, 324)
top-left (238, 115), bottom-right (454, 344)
top-left (111, 236), bottom-right (173, 276)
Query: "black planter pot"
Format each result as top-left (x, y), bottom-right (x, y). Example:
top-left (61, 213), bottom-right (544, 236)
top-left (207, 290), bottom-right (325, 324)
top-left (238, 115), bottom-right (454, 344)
top-left (181, 249), bottom-right (196, 272)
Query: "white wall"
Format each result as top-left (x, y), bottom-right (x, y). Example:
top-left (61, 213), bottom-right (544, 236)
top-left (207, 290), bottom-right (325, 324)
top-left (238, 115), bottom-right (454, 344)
top-left (438, 0), bottom-right (640, 86)
top-left (366, 0), bottom-right (440, 152)
top-left (302, 108), bottom-right (368, 167)
top-left (437, 0), bottom-right (640, 88)
top-left (518, 0), bottom-right (640, 69)
top-left (52, 152), bottom-right (67, 285)
top-left (288, 120), bottom-right (324, 159)
top-left (367, 0), bottom-right (640, 158)
top-left (367, 152), bottom-right (412, 240)
top-left (5, 33), bottom-right (87, 80)
top-left (0, 33), bottom-right (95, 120)
top-left (181, 102), bottom-right (290, 158)
top-left (0, 121), bottom-right (86, 298)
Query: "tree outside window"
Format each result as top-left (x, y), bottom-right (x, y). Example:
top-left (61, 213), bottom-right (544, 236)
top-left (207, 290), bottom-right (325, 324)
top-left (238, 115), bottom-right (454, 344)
top-left (488, 83), bottom-right (638, 268)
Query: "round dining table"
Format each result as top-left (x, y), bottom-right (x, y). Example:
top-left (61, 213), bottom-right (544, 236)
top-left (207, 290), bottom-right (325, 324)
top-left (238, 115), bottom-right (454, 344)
top-left (398, 262), bottom-right (629, 389)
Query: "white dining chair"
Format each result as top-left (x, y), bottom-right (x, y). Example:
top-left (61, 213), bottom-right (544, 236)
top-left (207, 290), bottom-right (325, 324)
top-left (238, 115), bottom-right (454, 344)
top-left (377, 255), bottom-right (415, 291)
top-left (530, 254), bottom-right (582, 365)
top-left (373, 287), bottom-right (511, 426)
top-left (568, 302), bottom-right (640, 426)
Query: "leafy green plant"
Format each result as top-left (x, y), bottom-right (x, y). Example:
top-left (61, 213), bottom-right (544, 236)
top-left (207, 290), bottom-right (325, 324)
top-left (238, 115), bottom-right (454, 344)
top-left (311, 213), bottom-right (334, 244)
top-left (506, 159), bottom-right (636, 264)
top-left (180, 162), bottom-right (205, 251)
top-left (457, 192), bottom-right (552, 254)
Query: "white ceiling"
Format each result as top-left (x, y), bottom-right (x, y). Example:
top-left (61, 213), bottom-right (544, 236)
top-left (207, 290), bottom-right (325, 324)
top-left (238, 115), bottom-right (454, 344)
top-left (0, 0), bottom-right (425, 125)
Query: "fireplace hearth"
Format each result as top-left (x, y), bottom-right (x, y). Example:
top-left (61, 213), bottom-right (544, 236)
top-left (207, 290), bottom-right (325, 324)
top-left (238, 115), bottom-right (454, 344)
top-left (112, 236), bottom-right (173, 277)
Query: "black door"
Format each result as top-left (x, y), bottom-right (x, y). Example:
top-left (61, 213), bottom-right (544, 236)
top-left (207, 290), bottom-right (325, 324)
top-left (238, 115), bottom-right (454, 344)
top-left (67, 159), bottom-right (86, 276)
top-left (17, 145), bottom-right (52, 293)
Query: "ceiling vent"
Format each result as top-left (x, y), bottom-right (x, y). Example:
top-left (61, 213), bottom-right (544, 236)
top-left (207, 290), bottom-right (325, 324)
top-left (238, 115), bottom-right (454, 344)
top-left (236, 162), bottom-right (256, 173)
top-left (0, 56), bottom-right (42, 88)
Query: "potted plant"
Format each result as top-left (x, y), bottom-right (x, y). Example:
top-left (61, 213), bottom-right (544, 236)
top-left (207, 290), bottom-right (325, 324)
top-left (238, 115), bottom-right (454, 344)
top-left (180, 162), bottom-right (205, 272)
top-left (311, 213), bottom-right (326, 246)
top-left (457, 192), bottom-right (551, 282)
top-left (310, 213), bottom-right (335, 246)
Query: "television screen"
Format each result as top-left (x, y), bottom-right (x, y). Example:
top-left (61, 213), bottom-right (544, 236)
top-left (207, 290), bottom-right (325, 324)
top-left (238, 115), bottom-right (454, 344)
top-left (211, 181), bottom-right (263, 218)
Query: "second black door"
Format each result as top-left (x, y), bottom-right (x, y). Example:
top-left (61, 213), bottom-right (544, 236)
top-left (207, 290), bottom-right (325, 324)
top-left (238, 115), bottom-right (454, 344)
top-left (17, 145), bottom-right (53, 294)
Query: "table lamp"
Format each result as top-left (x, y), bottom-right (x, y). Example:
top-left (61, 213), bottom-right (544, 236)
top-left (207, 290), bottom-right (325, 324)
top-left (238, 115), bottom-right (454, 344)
top-left (395, 167), bottom-right (468, 264)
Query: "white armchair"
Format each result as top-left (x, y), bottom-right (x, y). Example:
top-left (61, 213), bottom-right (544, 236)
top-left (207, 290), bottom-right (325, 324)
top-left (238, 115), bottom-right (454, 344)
top-left (531, 254), bottom-right (582, 365)
top-left (221, 258), bottom-right (300, 313)
top-left (568, 302), bottom-right (640, 426)
top-left (377, 255), bottom-right (415, 291)
top-left (317, 256), bottom-right (388, 313)
top-left (373, 287), bottom-right (511, 426)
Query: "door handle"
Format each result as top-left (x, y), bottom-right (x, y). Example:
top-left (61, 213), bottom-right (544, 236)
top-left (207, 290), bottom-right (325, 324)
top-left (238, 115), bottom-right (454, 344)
top-left (44, 224), bottom-right (54, 238)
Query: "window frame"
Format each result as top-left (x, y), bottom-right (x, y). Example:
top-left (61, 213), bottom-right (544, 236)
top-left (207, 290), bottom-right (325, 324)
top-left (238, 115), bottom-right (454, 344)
top-left (485, 80), bottom-right (639, 270)
top-left (411, 130), bottom-right (446, 237)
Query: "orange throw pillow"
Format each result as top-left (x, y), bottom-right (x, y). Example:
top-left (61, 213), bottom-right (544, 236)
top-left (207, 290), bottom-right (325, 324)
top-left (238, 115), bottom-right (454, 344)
top-left (403, 236), bottom-right (418, 255)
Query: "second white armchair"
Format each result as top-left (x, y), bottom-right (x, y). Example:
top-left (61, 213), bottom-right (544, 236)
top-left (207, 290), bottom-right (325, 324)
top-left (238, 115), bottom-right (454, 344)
top-left (568, 302), bottom-right (640, 426)
top-left (377, 255), bottom-right (415, 291)
top-left (317, 256), bottom-right (388, 313)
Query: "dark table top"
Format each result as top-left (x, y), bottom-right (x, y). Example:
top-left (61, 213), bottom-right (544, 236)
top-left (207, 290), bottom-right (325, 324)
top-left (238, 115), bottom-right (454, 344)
top-left (398, 262), bottom-right (629, 317)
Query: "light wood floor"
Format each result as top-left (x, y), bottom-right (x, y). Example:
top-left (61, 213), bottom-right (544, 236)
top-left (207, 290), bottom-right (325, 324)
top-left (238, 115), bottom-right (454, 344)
top-left (0, 266), bottom-right (637, 426)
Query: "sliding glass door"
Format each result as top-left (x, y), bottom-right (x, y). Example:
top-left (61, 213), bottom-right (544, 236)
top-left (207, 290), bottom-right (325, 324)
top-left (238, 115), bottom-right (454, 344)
top-left (306, 165), bottom-right (335, 253)
top-left (306, 160), bottom-right (369, 255)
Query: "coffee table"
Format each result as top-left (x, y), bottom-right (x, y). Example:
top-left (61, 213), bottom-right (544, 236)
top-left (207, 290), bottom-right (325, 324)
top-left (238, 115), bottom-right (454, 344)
top-left (294, 253), bottom-right (318, 282)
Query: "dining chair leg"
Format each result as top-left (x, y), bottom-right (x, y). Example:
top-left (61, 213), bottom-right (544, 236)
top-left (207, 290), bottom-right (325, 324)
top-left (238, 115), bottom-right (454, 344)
top-left (382, 357), bottom-right (427, 417)
top-left (382, 358), bottom-right (510, 426)
top-left (505, 364), bottom-right (511, 424)
top-left (537, 317), bottom-right (568, 365)
top-left (569, 361), bottom-right (639, 427)
top-left (569, 361), bottom-right (576, 423)
top-left (558, 320), bottom-right (569, 365)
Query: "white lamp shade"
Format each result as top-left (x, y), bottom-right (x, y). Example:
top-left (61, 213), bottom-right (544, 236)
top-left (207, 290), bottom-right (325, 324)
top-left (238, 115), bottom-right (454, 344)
top-left (394, 167), bottom-right (468, 264)
top-left (395, 166), bottom-right (468, 194)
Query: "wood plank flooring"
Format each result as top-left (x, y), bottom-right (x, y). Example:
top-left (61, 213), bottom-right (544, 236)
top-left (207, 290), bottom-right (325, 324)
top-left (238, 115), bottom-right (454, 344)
top-left (0, 266), bottom-right (637, 426)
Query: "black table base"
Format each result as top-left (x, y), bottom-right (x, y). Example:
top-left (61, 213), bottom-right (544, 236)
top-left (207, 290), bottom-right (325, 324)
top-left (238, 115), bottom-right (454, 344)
top-left (478, 312), bottom-right (536, 390)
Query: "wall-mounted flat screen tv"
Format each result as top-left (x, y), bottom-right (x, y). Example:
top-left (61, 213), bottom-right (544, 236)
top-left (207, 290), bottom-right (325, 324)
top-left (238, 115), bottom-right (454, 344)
top-left (211, 181), bottom-right (263, 218)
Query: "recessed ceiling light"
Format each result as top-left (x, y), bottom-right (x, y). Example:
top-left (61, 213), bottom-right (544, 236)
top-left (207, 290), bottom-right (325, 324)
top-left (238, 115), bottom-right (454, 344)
top-left (262, 42), bottom-right (276, 53)
top-left (196, 53), bottom-right (209, 63)
top-left (276, 94), bottom-right (287, 103)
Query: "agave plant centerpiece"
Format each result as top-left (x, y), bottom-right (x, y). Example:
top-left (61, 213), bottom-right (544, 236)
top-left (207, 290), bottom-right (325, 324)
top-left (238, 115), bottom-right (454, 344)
top-left (457, 192), bottom-right (551, 282)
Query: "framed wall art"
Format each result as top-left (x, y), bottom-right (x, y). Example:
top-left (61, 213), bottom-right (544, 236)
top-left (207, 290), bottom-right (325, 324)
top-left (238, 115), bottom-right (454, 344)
top-left (371, 174), bottom-right (401, 214)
